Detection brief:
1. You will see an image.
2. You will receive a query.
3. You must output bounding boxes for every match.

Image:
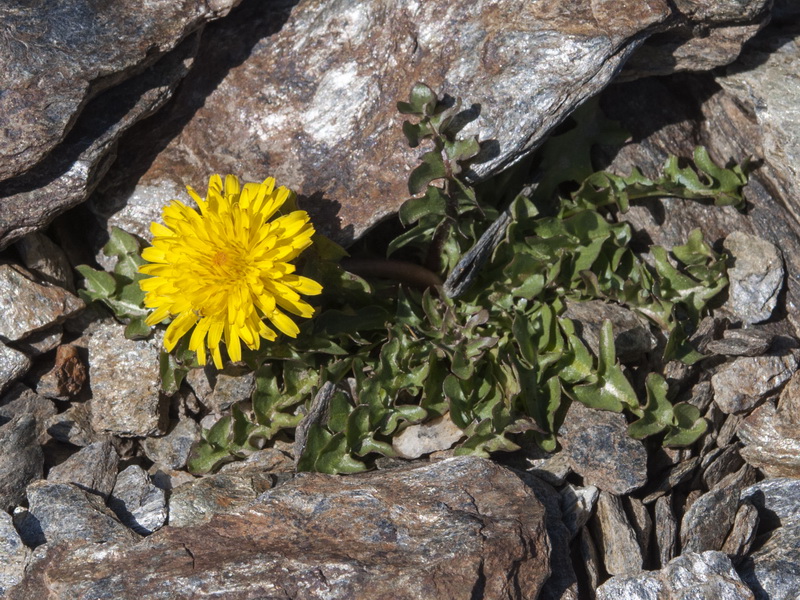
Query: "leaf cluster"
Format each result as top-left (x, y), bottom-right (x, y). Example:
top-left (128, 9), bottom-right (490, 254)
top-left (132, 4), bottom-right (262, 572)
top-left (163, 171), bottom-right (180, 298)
top-left (121, 86), bottom-right (750, 475)
top-left (75, 227), bottom-right (151, 339)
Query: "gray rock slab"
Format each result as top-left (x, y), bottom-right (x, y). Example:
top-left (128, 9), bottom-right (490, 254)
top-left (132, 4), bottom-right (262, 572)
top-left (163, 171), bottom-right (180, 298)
top-left (560, 483), bottom-right (599, 540)
top-left (204, 364), bottom-right (254, 413)
top-left (23, 481), bottom-right (140, 548)
top-left (775, 370), bottom-right (800, 440)
top-left (559, 400), bottom-right (648, 494)
top-left (711, 350), bottom-right (799, 414)
top-left (8, 457), bottom-right (552, 600)
top-left (738, 401), bottom-right (800, 478)
top-left (11, 325), bottom-right (64, 358)
top-left (88, 323), bottom-right (167, 437)
top-left (392, 413), bottom-right (465, 459)
top-left (740, 478), bottom-right (800, 532)
top-left (45, 402), bottom-right (96, 447)
top-left (592, 491), bottom-right (644, 577)
top-left (721, 502), bottom-right (759, 562)
top-left (681, 465), bottom-right (757, 554)
top-left (722, 232), bottom-right (784, 324)
top-left (108, 465), bottom-right (167, 535)
top-left (0, 414), bottom-right (43, 512)
top-left (14, 232), bottom-right (75, 292)
top-left (168, 473), bottom-right (261, 529)
top-left (520, 474), bottom-right (579, 600)
top-left (738, 519), bottom-right (800, 600)
top-left (717, 25), bottom-right (800, 248)
top-left (0, 511), bottom-right (30, 597)
top-left (655, 494), bottom-right (678, 568)
top-left (0, 0), bottom-right (239, 182)
top-left (0, 264), bottom-right (84, 343)
top-left (142, 418), bottom-right (200, 471)
top-left (597, 551), bottom-right (754, 600)
top-left (96, 0), bottom-right (677, 245)
top-left (0, 384), bottom-right (56, 443)
top-left (0, 343), bottom-right (31, 396)
top-left (47, 440), bottom-right (119, 500)
top-left (706, 328), bottom-right (774, 357)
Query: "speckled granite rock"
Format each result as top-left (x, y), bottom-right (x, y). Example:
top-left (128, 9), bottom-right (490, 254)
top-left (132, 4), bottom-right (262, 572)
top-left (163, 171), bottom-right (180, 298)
top-left (8, 457), bottom-right (551, 600)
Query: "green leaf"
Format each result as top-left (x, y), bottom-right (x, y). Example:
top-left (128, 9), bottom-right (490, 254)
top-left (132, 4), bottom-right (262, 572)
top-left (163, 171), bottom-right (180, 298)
top-left (399, 185), bottom-right (447, 226)
top-left (75, 265), bottom-right (116, 299)
top-left (124, 317), bottom-right (151, 340)
top-left (408, 151), bottom-right (447, 195)
top-left (627, 373), bottom-right (673, 439)
top-left (397, 82), bottom-right (437, 116)
top-left (664, 403), bottom-right (708, 446)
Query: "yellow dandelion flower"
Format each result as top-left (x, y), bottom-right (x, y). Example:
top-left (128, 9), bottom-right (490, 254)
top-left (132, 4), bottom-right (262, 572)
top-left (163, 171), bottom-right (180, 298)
top-left (138, 174), bottom-right (323, 368)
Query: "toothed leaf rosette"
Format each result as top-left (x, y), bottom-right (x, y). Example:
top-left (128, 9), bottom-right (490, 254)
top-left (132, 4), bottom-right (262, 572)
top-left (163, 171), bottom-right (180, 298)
top-left (139, 174), bottom-right (322, 368)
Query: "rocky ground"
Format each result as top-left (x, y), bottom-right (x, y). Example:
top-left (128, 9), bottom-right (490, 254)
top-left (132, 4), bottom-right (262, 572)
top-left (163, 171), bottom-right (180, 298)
top-left (1, 0), bottom-right (799, 598)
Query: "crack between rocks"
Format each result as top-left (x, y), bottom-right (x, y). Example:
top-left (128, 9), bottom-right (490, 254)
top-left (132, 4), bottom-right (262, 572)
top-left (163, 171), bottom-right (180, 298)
top-left (181, 544), bottom-right (196, 570)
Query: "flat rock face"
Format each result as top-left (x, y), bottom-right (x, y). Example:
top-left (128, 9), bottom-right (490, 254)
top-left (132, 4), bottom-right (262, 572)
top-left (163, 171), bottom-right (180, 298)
top-left (0, 0), bottom-right (240, 183)
top-left (87, 323), bottom-right (166, 437)
top-left (0, 415), bottom-right (43, 512)
top-left (94, 0), bottom-right (673, 243)
top-left (596, 551), bottom-right (754, 600)
top-left (0, 265), bottom-right (84, 343)
top-left (559, 400), bottom-right (648, 494)
top-left (10, 457), bottom-right (551, 600)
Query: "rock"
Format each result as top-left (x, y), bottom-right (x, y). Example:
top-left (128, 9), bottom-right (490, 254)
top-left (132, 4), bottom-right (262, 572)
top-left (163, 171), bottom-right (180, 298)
top-left (0, 0), bottom-right (244, 250)
top-left (559, 400), bottom-right (648, 494)
top-left (738, 520), bottom-right (800, 600)
top-left (0, 511), bottom-right (29, 597)
top-left (0, 0), bottom-right (239, 182)
top-left (0, 384), bottom-right (56, 443)
top-left (775, 370), bottom-right (800, 440)
top-left (88, 322), bottom-right (167, 437)
top-left (0, 264), bottom-right (84, 343)
top-left (148, 467), bottom-right (197, 492)
top-left (204, 364), bottom-right (254, 413)
top-left (560, 484), bottom-right (599, 540)
top-left (740, 478), bottom-right (800, 532)
top-left (596, 551), bottom-right (754, 600)
top-left (622, 0), bottom-right (771, 78)
top-left (185, 367), bottom-right (213, 405)
top-left (521, 475), bottom-right (578, 599)
top-left (642, 457), bottom-right (699, 504)
top-left (108, 466), bottom-right (167, 535)
top-left (624, 496), bottom-right (652, 562)
top-left (578, 527), bottom-right (602, 596)
top-left (592, 491), bottom-right (644, 577)
top-left (9, 457), bottom-right (551, 600)
top-left (0, 344), bottom-right (31, 397)
top-left (706, 328), bottom-right (774, 357)
top-left (0, 415), bottom-right (44, 512)
top-left (11, 325), bottom-right (64, 357)
top-left (36, 344), bottom-right (88, 400)
top-left (96, 0), bottom-right (679, 246)
top-left (392, 413), bottom-right (464, 459)
top-left (737, 401), bottom-right (800, 478)
top-left (22, 481), bottom-right (140, 548)
top-left (655, 494), bottom-right (678, 568)
top-left (46, 440), bottom-right (119, 500)
top-left (716, 22), bottom-right (800, 248)
top-left (14, 232), bottom-right (76, 292)
top-left (681, 465), bottom-right (757, 554)
top-left (701, 444), bottom-right (745, 491)
top-left (722, 232), bottom-right (784, 324)
top-left (168, 473), bottom-right (261, 528)
top-left (563, 300), bottom-right (656, 362)
top-left (142, 417), bottom-right (201, 470)
top-left (721, 502), bottom-right (759, 562)
top-left (45, 402), bottom-right (96, 447)
top-left (711, 349), bottom-right (799, 414)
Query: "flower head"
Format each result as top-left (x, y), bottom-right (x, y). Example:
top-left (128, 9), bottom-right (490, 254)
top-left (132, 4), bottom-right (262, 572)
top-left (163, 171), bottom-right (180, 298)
top-left (139, 174), bottom-right (322, 368)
